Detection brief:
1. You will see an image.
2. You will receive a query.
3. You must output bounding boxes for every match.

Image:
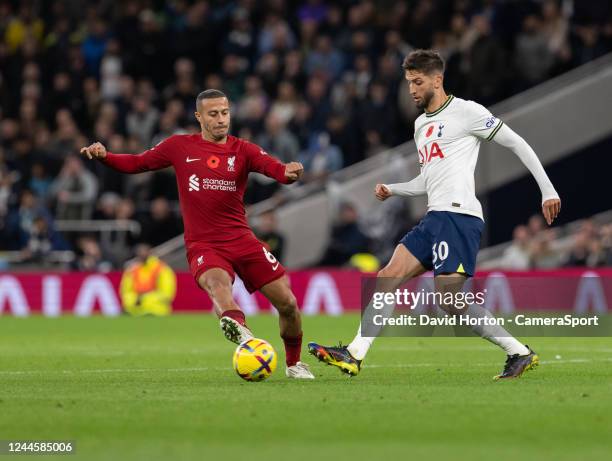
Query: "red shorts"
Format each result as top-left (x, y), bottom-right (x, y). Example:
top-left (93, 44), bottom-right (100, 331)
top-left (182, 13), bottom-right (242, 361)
top-left (186, 235), bottom-right (286, 293)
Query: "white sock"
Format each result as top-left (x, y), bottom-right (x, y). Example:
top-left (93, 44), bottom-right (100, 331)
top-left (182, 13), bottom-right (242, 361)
top-left (347, 293), bottom-right (396, 360)
top-left (347, 325), bottom-right (375, 360)
top-left (465, 303), bottom-right (529, 356)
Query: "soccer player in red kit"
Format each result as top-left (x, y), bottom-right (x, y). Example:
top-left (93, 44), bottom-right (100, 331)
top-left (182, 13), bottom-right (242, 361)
top-left (80, 89), bottom-right (314, 379)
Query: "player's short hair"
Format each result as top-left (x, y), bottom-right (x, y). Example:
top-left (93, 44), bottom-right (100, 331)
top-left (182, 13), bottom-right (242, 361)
top-left (196, 89), bottom-right (227, 110)
top-left (402, 49), bottom-right (445, 75)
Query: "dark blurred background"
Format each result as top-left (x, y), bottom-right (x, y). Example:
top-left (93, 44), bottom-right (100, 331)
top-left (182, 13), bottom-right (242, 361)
top-left (0, 0), bottom-right (610, 271)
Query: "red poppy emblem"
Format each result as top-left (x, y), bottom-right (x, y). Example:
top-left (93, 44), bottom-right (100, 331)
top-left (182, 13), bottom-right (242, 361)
top-left (426, 125), bottom-right (434, 137)
top-left (207, 155), bottom-right (220, 169)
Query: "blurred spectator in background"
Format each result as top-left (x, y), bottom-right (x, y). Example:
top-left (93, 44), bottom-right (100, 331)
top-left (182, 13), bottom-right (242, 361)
top-left (527, 214), bottom-right (546, 237)
top-left (126, 96), bottom-right (159, 147)
top-left (5, 189), bottom-right (58, 252)
top-left (0, 163), bottom-right (19, 240)
top-left (20, 215), bottom-right (69, 263)
top-left (249, 113), bottom-right (301, 202)
top-left (500, 225), bottom-right (531, 270)
top-left (515, 14), bottom-right (554, 90)
top-left (72, 235), bottom-right (112, 272)
top-left (255, 210), bottom-right (285, 261)
top-left (139, 197), bottom-right (183, 247)
top-left (319, 202), bottom-right (370, 266)
top-left (601, 224), bottom-right (612, 266)
top-left (564, 219), bottom-right (601, 267)
top-left (269, 81), bottom-right (300, 125)
top-left (257, 113), bottom-right (300, 165)
top-left (541, 0), bottom-right (571, 70)
top-left (466, 14), bottom-right (506, 105)
top-left (91, 193), bottom-right (138, 266)
top-left (120, 244), bottom-right (176, 317)
top-left (530, 228), bottom-right (563, 269)
top-left (300, 132), bottom-right (343, 183)
top-left (305, 34), bottom-right (345, 81)
top-left (28, 162), bottom-right (52, 198)
top-left (49, 155), bottom-right (98, 220)
top-left (93, 192), bottom-right (120, 220)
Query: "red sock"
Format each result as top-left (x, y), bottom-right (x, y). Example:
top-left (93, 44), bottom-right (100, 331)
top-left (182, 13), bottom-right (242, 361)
top-left (222, 309), bottom-right (246, 326)
top-left (282, 333), bottom-right (303, 366)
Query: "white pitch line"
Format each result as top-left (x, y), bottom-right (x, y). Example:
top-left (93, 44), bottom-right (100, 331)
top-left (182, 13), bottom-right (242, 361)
top-left (0, 358), bottom-right (611, 376)
top-left (0, 367), bottom-right (216, 376)
top-left (350, 357), bottom-right (612, 368)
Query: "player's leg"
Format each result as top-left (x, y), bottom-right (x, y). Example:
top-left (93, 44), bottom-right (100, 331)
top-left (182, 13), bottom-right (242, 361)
top-left (308, 243), bottom-right (427, 375)
top-left (198, 268), bottom-right (254, 344)
top-left (259, 276), bottom-right (314, 379)
top-left (434, 272), bottom-right (538, 379)
top-left (431, 211), bottom-right (538, 379)
top-left (347, 244), bottom-right (427, 359)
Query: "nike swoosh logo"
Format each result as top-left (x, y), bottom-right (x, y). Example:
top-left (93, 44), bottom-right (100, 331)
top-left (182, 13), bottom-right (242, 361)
top-left (186, 157), bottom-right (201, 163)
top-left (434, 263), bottom-right (443, 270)
top-left (272, 262), bottom-right (279, 271)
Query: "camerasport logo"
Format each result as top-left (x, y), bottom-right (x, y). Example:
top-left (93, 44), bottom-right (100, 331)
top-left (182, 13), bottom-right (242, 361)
top-left (188, 174), bottom-right (236, 192)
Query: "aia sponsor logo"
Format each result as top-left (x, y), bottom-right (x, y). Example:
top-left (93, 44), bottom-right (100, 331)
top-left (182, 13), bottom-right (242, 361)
top-left (418, 142), bottom-right (445, 166)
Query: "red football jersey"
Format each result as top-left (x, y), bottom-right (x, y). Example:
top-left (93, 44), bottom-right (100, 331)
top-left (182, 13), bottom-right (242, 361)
top-left (102, 134), bottom-right (290, 245)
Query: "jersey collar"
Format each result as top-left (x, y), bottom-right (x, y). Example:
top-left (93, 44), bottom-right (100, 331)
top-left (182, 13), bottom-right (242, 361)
top-left (425, 95), bottom-right (454, 117)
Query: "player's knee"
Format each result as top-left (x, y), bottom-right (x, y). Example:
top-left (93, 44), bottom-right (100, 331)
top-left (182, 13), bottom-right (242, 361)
top-left (202, 276), bottom-right (232, 297)
top-left (378, 264), bottom-right (402, 279)
top-left (274, 292), bottom-right (298, 316)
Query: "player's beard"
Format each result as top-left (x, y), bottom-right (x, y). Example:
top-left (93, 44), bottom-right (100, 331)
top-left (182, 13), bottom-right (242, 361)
top-left (416, 89), bottom-right (434, 110)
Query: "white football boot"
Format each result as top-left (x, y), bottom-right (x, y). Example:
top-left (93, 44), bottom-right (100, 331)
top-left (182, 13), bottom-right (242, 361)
top-left (286, 361), bottom-right (315, 379)
top-left (220, 317), bottom-right (254, 345)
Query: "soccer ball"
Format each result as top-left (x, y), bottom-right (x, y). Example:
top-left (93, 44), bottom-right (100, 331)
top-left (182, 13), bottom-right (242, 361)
top-left (233, 338), bottom-right (278, 382)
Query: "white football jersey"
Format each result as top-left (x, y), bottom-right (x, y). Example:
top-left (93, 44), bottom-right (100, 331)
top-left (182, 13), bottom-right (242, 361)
top-left (414, 95), bottom-right (504, 221)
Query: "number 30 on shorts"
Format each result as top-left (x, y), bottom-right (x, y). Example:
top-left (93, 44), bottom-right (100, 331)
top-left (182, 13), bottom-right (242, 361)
top-left (432, 241), bottom-right (449, 265)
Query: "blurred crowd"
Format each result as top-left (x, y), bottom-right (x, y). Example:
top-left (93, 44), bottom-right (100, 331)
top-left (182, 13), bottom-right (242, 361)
top-left (499, 215), bottom-right (612, 270)
top-left (0, 0), bottom-right (611, 267)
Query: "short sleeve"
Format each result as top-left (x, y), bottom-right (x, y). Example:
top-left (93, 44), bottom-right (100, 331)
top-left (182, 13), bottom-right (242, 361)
top-left (464, 101), bottom-right (504, 141)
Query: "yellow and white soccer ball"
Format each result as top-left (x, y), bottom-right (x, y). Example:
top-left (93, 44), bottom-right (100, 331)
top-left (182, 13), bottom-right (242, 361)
top-left (233, 338), bottom-right (278, 382)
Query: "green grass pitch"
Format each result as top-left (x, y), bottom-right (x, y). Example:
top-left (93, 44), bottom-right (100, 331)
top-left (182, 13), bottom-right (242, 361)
top-left (1, 314), bottom-right (611, 461)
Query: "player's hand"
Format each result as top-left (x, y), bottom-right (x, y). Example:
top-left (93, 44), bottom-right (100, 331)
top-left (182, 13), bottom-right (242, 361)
top-left (80, 142), bottom-right (107, 160)
top-left (284, 162), bottom-right (304, 183)
top-left (375, 184), bottom-right (392, 201)
top-left (542, 197), bottom-right (561, 225)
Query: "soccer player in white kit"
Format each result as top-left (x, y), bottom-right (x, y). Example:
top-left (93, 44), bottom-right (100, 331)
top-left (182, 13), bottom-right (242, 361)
top-left (308, 49), bottom-right (561, 380)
